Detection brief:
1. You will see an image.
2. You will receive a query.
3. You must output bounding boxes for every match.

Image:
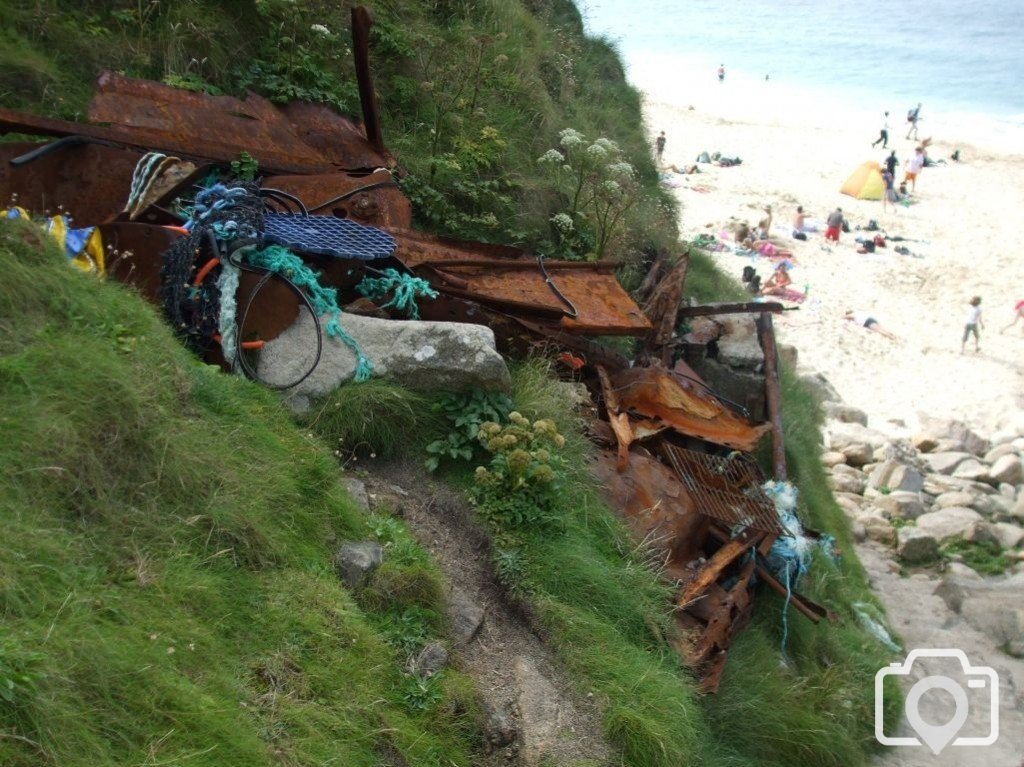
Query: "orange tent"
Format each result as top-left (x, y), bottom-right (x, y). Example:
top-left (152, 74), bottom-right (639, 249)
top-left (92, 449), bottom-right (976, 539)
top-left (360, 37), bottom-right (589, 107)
top-left (840, 161), bottom-right (885, 200)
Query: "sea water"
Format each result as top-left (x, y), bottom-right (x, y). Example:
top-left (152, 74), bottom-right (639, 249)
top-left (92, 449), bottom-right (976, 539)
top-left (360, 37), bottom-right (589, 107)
top-left (582, 0), bottom-right (1023, 152)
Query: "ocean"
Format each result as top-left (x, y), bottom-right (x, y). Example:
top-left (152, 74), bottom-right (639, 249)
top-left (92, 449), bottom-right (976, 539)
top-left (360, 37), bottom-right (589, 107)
top-left (581, 0), bottom-right (1023, 150)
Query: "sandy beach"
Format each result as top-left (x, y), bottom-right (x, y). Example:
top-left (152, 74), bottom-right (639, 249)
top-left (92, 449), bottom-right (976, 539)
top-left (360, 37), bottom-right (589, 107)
top-left (644, 84), bottom-right (1024, 436)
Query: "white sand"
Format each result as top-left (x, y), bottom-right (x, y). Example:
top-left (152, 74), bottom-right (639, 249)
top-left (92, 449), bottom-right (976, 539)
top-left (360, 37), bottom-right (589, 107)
top-left (644, 87), bottom-right (1024, 436)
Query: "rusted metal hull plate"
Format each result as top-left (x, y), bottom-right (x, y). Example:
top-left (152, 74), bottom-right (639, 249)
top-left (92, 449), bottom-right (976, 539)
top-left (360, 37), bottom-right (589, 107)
top-left (265, 170), bottom-right (411, 228)
top-left (609, 367), bottom-right (769, 451)
top-left (391, 229), bottom-right (650, 335)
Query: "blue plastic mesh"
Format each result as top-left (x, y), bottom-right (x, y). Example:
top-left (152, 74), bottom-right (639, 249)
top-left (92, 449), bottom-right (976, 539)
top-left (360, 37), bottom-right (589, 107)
top-left (262, 213), bottom-right (396, 261)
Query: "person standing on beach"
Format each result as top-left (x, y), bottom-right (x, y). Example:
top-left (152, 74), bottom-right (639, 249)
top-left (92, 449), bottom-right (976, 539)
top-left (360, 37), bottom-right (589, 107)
top-left (718, 64), bottom-right (725, 82)
top-left (904, 147), bottom-right (925, 192)
top-left (655, 131), bottom-right (666, 164)
top-left (906, 103), bottom-right (922, 139)
top-left (881, 167), bottom-right (898, 212)
top-left (825, 208), bottom-right (844, 242)
top-left (872, 112), bottom-right (890, 148)
top-left (884, 150), bottom-right (899, 179)
top-left (962, 296), bottom-right (984, 353)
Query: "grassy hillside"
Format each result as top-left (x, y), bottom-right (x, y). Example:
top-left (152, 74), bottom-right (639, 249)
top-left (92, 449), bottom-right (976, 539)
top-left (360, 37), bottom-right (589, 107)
top-left (0, 221), bottom-right (481, 766)
top-left (1, 2), bottom-right (898, 764)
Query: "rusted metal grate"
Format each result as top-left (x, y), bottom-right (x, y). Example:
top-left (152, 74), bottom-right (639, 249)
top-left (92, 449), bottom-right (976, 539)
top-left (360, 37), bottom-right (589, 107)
top-left (661, 444), bottom-right (784, 535)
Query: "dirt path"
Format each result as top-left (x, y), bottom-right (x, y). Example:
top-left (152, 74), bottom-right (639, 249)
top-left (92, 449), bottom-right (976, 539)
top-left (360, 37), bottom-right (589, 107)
top-left (360, 461), bottom-right (615, 767)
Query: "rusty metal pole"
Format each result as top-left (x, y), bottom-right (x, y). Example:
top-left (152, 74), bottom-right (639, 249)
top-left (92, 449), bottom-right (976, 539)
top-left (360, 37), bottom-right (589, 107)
top-left (756, 312), bottom-right (787, 480)
top-left (351, 6), bottom-right (386, 157)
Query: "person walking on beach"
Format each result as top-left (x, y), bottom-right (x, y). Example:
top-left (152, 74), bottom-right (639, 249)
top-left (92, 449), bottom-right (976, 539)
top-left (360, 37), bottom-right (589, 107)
top-left (1001, 300), bottom-right (1024, 334)
top-left (872, 111), bottom-right (890, 148)
top-left (906, 103), bottom-right (922, 140)
top-left (962, 296), bottom-right (984, 353)
top-left (718, 64), bottom-right (725, 82)
top-left (825, 207), bottom-right (844, 242)
top-left (904, 147), bottom-right (925, 192)
top-left (655, 131), bottom-right (666, 164)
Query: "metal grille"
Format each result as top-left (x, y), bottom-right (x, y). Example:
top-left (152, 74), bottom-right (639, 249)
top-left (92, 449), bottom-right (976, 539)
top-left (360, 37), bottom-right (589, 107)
top-left (661, 444), bottom-right (784, 535)
top-left (263, 213), bottom-right (395, 260)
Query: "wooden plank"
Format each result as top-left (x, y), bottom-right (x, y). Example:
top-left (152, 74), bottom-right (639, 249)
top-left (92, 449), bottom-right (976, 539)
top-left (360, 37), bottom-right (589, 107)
top-left (677, 301), bottom-right (788, 318)
top-left (756, 311), bottom-right (787, 480)
top-left (676, 531), bottom-right (762, 609)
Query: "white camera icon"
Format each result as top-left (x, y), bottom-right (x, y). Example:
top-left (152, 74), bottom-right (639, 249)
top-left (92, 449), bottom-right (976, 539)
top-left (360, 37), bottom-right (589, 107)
top-left (875, 648), bottom-right (999, 754)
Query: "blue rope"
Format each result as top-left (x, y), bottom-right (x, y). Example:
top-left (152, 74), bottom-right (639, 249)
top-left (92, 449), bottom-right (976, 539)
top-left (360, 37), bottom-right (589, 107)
top-left (356, 268), bottom-right (438, 319)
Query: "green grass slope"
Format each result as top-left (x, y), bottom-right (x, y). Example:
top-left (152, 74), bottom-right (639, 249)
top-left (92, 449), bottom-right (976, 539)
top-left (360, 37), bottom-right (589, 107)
top-left (0, 220), bottom-right (480, 766)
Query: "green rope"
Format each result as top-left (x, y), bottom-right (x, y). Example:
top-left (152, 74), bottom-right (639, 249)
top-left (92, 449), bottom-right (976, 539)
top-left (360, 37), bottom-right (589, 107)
top-left (356, 268), bottom-right (438, 320)
top-left (245, 245), bottom-right (373, 381)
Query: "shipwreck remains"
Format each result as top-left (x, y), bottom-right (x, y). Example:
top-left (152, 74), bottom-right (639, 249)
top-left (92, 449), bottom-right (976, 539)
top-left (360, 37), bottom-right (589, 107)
top-left (1, 6), bottom-right (831, 692)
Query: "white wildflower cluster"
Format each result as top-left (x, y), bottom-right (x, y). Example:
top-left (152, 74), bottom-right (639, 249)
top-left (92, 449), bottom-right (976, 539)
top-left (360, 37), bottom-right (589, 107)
top-left (601, 179), bottom-right (622, 194)
top-left (586, 143), bottom-right (608, 159)
top-left (311, 23), bottom-right (331, 35)
top-left (593, 137), bottom-right (619, 153)
top-left (550, 213), bottom-right (574, 232)
top-left (538, 148), bottom-right (565, 164)
top-left (606, 161), bottom-right (634, 179)
top-left (558, 128), bottom-right (585, 148)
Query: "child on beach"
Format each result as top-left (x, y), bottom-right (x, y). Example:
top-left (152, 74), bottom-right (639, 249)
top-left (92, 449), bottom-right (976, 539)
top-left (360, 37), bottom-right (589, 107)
top-left (1000, 300), bottom-right (1024, 334)
top-left (962, 296), bottom-right (984, 353)
top-left (656, 131), bottom-right (666, 163)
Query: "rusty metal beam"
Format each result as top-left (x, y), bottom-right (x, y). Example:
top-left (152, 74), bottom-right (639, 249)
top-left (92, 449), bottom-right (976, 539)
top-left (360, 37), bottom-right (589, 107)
top-left (676, 531), bottom-right (764, 609)
top-left (677, 301), bottom-right (788, 318)
top-left (756, 312), bottom-right (787, 480)
top-left (351, 6), bottom-right (387, 159)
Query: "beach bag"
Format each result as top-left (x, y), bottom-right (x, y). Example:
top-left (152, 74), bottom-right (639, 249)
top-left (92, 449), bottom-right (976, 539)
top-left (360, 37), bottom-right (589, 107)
top-left (907, 109), bottom-right (915, 122)
top-left (793, 231), bottom-right (808, 241)
top-left (873, 235), bottom-right (886, 248)
top-left (841, 219), bottom-right (851, 233)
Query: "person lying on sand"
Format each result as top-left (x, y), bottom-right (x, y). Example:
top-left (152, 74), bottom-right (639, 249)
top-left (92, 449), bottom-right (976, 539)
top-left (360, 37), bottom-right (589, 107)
top-left (743, 237), bottom-right (794, 260)
top-left (664, 163), bottom-right (700, 174)
top-left (844, 310), bottom-right (898, 340)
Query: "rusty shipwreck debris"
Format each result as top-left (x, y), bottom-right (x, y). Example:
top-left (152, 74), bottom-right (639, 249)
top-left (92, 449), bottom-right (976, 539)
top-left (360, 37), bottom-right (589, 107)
top-left (1, 5), bottom-right (831, 693)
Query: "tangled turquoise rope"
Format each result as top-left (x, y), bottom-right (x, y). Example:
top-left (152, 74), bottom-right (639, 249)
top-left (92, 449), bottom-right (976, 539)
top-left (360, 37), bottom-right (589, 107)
top-left (356, 268), bottom-right (438, 319)
top-left (244, 244), bottom-right (373, 382)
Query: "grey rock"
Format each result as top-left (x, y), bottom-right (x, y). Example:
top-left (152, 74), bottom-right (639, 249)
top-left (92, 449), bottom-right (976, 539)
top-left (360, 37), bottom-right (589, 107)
top-left (912, 433), bottom-right (940, 453)
top-left (897, 527), bottom-right (939, 564)
top-left (799, 372), bottom-right (841, 404)
top-left (713, 314), bottom-right (762, 369)
top-left (989, 454), bottom-right (1023, 485)
top-left (875, 491), bottom-right (927, 520)
top-left (984, 443), bottom-right (1020, 464)
top-left (971, 493), bottom-right (1014, 519)
top-left (915, 507), bottom-right (986, 544)
top-left (858, 513), bottom-right (896, 544)
top-left (553, 381), bottom-right (592, 410)
top-left (841, 442), bottom-right (874, 468)
top-left (483, 701), bottom-right (517, 749)
top-left (830, 472), bottom-right (866, 495)
top-left (258, 312), bottom-right (511, 411)
top-left (992, 522), bottom-right (1024, 550)
top-left (1012, 494), bottom-right (1024, 523)
top-left (935, 574), bottom-right (1024, 657)
top-left (866, 459), bottom-right (920, 493)
top-left (333, 541), bottom-right (383, 589)
top-left (834, 494), bottom-right (863, 519)
top-left (990, 429), bottom-right (1019, 446)
top-left (945, 562), bottom-right (983, 580)
top-left (916, 417), bottom-right (990, 456)
top-left (824, 402), bottom-right (868, 426)
top-left (410, 642), bottom-right (449, 678)
top-left (515, 657), bottom-right (562, 766)
top-left (934, 491), bottom-right (976, 509)
top-left (821, 451), bottom-right (847, 468)
top-left (850, 519), bottom-right (867, 542)
top-left (778, 343), bottom-right (798, 369)
top-left (952, 459), bottom-right (991, 483)
top-left (999, 482), bottom-right (1017, 499)
top-left (447, 587), bottom-right (485, 644)
top-left (343, 477), bottom-right (371, 513)
top-left (827, 422), bottom-right (889, 452)
top-left (924, 451), bottom-right (974, 476)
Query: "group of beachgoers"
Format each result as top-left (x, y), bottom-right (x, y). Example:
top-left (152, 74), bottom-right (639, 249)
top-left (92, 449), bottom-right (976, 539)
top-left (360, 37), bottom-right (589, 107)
top-left (652, 95), bottom-right (1020, 353)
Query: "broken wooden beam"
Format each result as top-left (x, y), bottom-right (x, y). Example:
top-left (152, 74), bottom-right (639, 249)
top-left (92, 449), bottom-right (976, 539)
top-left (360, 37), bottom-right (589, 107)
top-left (756, 311), bottom-right (787, 480)
top-left (676, 301), bottom-right (788, 318)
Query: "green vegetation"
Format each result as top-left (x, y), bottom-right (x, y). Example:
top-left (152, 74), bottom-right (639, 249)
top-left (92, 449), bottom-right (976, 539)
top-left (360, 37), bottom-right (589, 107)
top-left (1, 0), bottom-right (678, 262)
top-left (941, 539), bottom-right (1012, 575)
top-left (0, 1), bottom-right (901, 764)
top-left (0, 221), bottom-right (480, 766)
